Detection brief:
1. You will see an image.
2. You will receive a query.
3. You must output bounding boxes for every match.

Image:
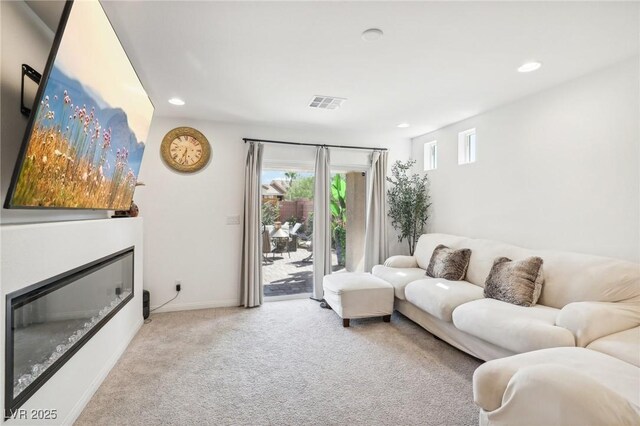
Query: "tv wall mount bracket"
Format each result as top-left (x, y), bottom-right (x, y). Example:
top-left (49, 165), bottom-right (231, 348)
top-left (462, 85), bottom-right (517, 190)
top-left (21, 64), bottom-right (42, 117)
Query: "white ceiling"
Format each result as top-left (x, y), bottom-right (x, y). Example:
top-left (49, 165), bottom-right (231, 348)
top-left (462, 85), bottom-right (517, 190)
top-left (72, 2), bottom-right (640, 137)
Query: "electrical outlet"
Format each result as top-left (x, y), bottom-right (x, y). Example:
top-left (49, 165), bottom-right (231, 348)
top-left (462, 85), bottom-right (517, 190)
top-left (175, 280), bottom-right (182, 292)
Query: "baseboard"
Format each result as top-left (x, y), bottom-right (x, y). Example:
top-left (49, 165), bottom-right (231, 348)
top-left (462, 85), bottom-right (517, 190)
top-left (63, 317), bottom-right (143, 425)
top-left (150, 299), bottom-right (240, 313)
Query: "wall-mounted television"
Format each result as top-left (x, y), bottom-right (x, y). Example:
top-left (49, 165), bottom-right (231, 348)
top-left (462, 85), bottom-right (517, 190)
top-left (5, 0), bottom-right (154, 210)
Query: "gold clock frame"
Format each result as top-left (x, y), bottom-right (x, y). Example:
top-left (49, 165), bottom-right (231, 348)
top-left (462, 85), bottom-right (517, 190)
top-left (160, 127), bottom-right (211, 173)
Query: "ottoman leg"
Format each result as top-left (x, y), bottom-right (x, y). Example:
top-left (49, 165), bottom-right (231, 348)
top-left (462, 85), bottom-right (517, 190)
top-left (383, 315), bottom-right (391, 323)
top-left (343, 318), bottom-right (350, 328)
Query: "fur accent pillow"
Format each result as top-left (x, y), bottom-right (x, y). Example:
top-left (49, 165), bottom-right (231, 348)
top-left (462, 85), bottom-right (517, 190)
top-left (484, 257), bottom-right (545, 307)
top-left (426, 244), bottom-right (472, 281)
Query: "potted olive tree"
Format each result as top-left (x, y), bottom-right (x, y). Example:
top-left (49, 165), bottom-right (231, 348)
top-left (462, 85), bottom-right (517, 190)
top-left (387, 160), bottom-right (431, 255)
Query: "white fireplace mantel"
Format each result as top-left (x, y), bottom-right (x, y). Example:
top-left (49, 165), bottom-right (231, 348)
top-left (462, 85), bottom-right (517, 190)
top-left (1, 218), bottom-right (143, 425)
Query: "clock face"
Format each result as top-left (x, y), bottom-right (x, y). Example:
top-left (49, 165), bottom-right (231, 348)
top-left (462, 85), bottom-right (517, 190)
top-left (169, 135), bottom-right (203, 167)
top-left (161, 127), bottom-right (211, 173)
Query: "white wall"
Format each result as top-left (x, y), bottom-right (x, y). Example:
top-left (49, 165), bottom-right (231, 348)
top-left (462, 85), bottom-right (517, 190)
top-left (136, 117), bottom-right (411, 311)
top-left (412, 58), bottom-right (640, 262)
top-left (0, 0), bottom-right (108, 224)
top-left (1, 4), bottom-right (147, 422)
top-left (1, 218), bottom-right (143, 425)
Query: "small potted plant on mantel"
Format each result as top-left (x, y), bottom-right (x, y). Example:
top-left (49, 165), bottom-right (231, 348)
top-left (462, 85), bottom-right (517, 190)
top-left (112, 182), bottom-right (145, 218)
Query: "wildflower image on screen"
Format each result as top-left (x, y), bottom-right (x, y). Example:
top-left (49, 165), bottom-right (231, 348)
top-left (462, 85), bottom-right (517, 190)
top-left (7, 0), bottom-right (154, 209)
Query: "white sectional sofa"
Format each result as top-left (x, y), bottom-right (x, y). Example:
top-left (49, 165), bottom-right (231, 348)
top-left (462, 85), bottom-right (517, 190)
top-left (373, 233), bottom-right (640, 361)
top-left (374, 233), bottom-right (640, 424)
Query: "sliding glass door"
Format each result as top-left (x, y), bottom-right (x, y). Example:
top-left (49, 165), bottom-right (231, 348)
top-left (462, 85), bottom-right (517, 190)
top-left (259, 143), bottom-right (371, 301)
top-left (261, 168), bottom-right (315, 299)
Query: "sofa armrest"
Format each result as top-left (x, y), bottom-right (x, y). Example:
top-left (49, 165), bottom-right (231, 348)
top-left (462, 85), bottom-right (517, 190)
top-left (556, 302), bottom-right (640, 347)
top-left (383, 255), bottom-right (418, 269)
top-left (480, 364), bottom-right (640, 425)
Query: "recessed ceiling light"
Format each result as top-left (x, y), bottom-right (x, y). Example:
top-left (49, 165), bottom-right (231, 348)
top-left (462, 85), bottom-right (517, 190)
top-left (397, 123), bottom-right (410, 128)
top-left (168, 97), bottom-right (185, 106)
top-left (518, 62), bottom-right (542, 73)
top-left (362, 28), bottom-right (383, 41)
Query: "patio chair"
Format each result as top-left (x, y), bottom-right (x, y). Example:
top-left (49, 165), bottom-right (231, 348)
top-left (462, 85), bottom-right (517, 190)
top-left (262, 224), bottom-right (273, 264)
top-left (287, 223), bottom-right (303, 252)
top-left (290, 223), bottom-right (302, 235)
top-left (289, 224), bottom-right (312, 263)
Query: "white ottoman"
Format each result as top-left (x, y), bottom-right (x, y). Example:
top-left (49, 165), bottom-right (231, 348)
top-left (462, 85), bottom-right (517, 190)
top-left (323, 273), bottom-right (394, 327)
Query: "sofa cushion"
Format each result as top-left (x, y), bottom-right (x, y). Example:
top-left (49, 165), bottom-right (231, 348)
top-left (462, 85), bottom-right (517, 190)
top-left (426, 244), bottom-right (472, 281)
top-left (484, 257), bottom-right (544, 307)
top-left (404, 278), bottom-right (484, 322)
top-left (473, 347), bottom-right (640, 413)
top-left (556, 301), bottom-right (640, 347)
top-left (383, 255), bottom-right (418, 268)
top-left (587, 326), bottom-right (640, 367)
top-left (452, 299), bottom-right (575, 353)
top-left (371, 265), bottom-right (426, 300)
top-left (414, 234), bottom-right (468, 271)
top-left (534, 251), bottom-right (640, 308)
top-left (458, 238), bottom-right (535, 289)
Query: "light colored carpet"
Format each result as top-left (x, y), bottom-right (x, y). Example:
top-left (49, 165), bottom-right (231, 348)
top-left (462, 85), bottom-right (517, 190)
top-left (75, 299), bottom-right (482, 425)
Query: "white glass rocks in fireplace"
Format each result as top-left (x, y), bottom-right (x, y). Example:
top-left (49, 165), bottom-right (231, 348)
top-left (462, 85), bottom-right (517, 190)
top-left (12, 294), bottom-right (128, 396)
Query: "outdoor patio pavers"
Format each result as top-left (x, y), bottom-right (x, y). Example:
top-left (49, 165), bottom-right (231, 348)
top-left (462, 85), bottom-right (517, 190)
top-left (263, 248), bottom-right (341, 297)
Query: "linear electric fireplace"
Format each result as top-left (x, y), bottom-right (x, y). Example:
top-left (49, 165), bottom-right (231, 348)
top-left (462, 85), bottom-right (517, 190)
top-left (5, 247), bottom-right (134, 414)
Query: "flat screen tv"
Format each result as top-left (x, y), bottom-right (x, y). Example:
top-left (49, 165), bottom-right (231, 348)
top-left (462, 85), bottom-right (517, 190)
top-left (5, 0), bottom-right (154, 210)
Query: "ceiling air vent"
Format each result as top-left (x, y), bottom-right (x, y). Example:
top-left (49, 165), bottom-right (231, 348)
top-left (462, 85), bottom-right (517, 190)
top-left (309, 95), bottom-right (346, 110)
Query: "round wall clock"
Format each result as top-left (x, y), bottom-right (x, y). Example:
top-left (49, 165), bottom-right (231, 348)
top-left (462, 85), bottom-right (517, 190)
top-left (160, 127), bottom-right (211, 173)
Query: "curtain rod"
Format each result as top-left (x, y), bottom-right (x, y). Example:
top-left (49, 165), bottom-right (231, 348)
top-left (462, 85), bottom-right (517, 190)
top-left (243, 138), bottom-right (388, 152)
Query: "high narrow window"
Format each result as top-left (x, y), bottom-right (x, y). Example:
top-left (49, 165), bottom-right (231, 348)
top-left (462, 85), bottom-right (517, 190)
top-left (424, 141), bottom-right (437, 171)
top-left (458, 128), bottom-right (476, 165)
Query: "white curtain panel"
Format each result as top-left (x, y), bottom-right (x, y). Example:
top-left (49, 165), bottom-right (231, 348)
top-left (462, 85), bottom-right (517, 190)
top-left (313, 146), bottom-right (332, 300)
top-left (364, 150), bottom-right (389, 272)
top-left (240, 142), bottom-right (264, 308)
